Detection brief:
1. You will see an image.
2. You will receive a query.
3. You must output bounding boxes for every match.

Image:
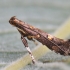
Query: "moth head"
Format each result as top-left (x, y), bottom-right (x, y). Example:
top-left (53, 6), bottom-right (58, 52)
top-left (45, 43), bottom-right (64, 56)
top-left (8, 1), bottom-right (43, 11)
top-left (9, 16), bottom-right (20, 26)
top-left (9, 16), bottom-right (26, 34)
top-left (9, 16), bottom-right (25, 29)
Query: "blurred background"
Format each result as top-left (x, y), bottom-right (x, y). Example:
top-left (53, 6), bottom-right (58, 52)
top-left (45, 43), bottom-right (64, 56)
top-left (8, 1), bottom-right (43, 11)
top-left (0, 0), bottom-right (70, 70)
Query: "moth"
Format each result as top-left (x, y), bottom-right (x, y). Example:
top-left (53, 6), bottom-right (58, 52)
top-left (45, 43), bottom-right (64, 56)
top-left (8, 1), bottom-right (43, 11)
top-left (9, 16), bottom-right (70, 64)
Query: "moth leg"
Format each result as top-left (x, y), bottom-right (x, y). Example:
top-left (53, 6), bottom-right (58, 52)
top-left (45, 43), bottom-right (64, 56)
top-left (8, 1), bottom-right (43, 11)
top-left (21, 35), bottom-right (36, 64)
top-left (32, 39), bottom-right (38, 45)
top-left (27, 36), bottom-right (38, 45)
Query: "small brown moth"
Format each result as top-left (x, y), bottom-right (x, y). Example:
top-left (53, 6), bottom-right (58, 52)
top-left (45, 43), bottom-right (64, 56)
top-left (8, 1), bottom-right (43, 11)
top-left (9, 16), bottom-right (70, 64)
